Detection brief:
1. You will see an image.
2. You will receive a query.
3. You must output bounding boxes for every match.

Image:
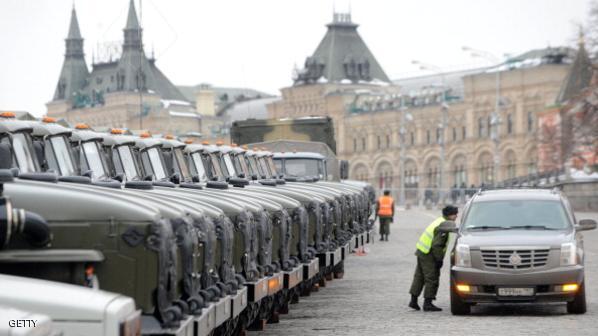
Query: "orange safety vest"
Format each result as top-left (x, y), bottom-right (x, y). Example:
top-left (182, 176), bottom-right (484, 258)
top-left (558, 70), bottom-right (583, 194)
top-left (377, 195), bottom-right (394, 217)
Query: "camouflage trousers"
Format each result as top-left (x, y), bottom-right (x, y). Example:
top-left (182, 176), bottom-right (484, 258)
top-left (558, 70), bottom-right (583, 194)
top-left (409, 252), bottom-right (440, 300)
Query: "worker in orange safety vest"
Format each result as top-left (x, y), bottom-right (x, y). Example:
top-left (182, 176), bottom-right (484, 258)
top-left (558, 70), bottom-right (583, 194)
top-left (375, 190), bottom-right (395, 241)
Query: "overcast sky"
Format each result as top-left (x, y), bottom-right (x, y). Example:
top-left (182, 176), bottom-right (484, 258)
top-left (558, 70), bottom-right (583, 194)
top-left (0, 0), bottom-right (591, 116)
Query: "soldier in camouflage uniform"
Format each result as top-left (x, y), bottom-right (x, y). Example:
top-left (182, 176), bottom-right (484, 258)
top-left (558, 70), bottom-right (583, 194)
top-left (408, 205), bottom-right (458, 312)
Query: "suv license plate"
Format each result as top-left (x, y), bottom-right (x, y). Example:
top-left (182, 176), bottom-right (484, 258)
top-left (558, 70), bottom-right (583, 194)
top-left (498, 288), bottom-right (534, 296)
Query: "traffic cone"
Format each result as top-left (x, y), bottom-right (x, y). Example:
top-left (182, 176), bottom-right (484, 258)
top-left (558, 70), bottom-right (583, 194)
top-left (355, 245), bottom-right (367, 256)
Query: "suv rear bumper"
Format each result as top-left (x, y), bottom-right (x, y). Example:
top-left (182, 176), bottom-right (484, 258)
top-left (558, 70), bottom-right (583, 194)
top-left (451, 265), bottom-right (584, 303)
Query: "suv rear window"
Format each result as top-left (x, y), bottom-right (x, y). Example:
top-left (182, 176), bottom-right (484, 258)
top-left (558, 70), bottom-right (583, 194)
top-left (463, 200), bottom-right (570, 230)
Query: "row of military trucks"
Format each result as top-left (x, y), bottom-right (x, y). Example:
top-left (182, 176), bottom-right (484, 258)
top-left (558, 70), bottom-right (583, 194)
top-left (0, 112), bottom-right (375, 336)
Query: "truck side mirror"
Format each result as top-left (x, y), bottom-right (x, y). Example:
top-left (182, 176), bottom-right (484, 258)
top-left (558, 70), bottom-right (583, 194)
top-left (170, 173), bottom-right (180, 184)
top-left (114, 173), bottom-right (124, 183)
top-left (251, 174), bottom-right (258, 181)
top-left (192, 175), bottom-right (200, 183)
top-left (339, 160), bottom-right (349, 180)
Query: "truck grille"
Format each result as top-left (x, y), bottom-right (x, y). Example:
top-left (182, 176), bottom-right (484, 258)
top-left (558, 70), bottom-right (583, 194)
top-left (480, 249), bottom-right (550, 269)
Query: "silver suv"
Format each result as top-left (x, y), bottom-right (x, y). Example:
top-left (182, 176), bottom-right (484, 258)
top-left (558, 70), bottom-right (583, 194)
top-left (449, 188), bottom-right (597, 315)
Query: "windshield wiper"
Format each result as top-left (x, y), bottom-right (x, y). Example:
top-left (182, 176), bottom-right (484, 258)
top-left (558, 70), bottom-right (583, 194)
top-left (466, 226), bottom-right (510, 231)
top-left (507, 225), bottom-right (558, 230)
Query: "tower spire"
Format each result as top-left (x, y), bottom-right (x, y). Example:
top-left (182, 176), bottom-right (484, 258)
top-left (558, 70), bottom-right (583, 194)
top-left (123, 0), bottom-right (143, 50)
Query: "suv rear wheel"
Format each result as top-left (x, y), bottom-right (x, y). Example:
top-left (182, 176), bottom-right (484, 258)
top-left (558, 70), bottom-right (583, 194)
top-left (450, 282), bottom-right (471, 315)
top-left (567, 282), bottom-right (586, 314)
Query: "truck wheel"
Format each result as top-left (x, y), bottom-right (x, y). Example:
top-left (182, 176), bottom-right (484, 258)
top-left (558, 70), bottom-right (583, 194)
top-left (567, 282), bottom-right (586, 314)
top-left (450, 284), bottom-right (471, 315)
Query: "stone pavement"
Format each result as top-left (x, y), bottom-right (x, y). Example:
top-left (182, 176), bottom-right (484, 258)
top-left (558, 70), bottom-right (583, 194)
top-left (249, 209), bottom-right (598, 336)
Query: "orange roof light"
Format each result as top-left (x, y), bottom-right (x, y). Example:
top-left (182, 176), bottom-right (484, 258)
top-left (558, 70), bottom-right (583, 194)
top-left (184, 139), bottom-right (194, 144)
top-left (42, 116), bottom-right (57, 123)
top-left (75, 123), bottom-right (90, 130)
top-left (253, 147), bottom-right (259, 151)
top-left (201, 140), bottom-right (210, 145)
top-left (216, 140), bottom-right (224, 146)
top-left (110, 128), bottom-right (125, 135)
top-left (0, 111), bottom-right (16, 118)
top-left (164, 134), bottom-right (174, 140)
top-left (139, 132), bottom-right (151, 138)
top-left (231, 143), bottom-right (238, 147)
top-left (242, 145), bottom-right (248, 150)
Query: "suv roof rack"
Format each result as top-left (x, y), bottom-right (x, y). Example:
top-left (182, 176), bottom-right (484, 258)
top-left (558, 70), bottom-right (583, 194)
top-left (476, 185), bottom-right (561, 196)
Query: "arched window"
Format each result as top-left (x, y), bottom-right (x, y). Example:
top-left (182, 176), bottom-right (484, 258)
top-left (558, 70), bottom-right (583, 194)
top-left (507, 113), bottom-right (513, 134)
top-left (410, 132), bottom-right (415, 145)
top-left (527, 112), bottom-right (534, 132)
top-left (362, 137), bottom-right (366, 150)
top-left (386, 134), bottom-right (390, 148)
top-left (427, 130), bottom-right (431, 144)
top-left (452, 127), bottom-right (457, 142)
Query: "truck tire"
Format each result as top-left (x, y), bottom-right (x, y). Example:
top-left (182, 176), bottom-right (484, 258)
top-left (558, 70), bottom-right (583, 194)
top-left (450, 284), bottom-right (471, 315)
top-left (567, 282), bottom-right (586, 314)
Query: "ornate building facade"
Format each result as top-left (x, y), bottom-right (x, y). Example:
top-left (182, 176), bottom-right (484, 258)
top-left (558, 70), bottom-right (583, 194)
top-left (268, 13), bottom-right (577, 194)
top-left (46, 1), bottom-right (200, 135)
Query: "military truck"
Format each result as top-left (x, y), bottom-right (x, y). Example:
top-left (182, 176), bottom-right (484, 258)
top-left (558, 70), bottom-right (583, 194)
top-left (0, 118), bottom-right (196, 335)
top-left (0, 169), bottom-right (141, 336)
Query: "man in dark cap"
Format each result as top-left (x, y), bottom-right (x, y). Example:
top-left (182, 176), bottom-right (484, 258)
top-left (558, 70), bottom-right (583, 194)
top-left (408, 205), bottom-right (458, 311)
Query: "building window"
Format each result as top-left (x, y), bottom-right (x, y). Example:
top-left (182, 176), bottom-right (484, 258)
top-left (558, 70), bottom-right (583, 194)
top-left (362, 137), bottom-right (366, 150)
top-left (452, 127), bottom-right (457, 142)
top-left (436, 128), bottom-right (441, 144)
top-left (478, 118), bottom-right (484, 138)
top-left (377, 136), bottom-right (381, 149)
top-left (410, 132), bottom-right (415, 146)
top-left (507, 113), bottom-right (513, 134)
top-left (487, 117), bottom-right (492, 137)
top-left (462, 126), bottom-right (466, 140)
top-left (527, 112), bottom-right (534, 132)
top-left (426, 130), bottom-right (431, 145)
top-left (353, 138), bottom-right (357, 152)
top-left (386, 134), bottom-right (390, 148)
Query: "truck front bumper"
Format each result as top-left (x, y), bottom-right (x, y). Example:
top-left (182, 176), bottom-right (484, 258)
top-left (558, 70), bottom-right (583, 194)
top-left (451, 265), bottom-right (584, 303)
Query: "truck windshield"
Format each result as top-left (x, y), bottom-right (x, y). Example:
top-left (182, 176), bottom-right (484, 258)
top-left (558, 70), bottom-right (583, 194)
top-left (212, 153), bottom-right (229, 178)
top-left (117, 145), bottom-right (141, 181)
top-left (284, 158), bottom-right (324, 179)
top-left (142, 147), bottom-right (167, 180)
top-left (11, 132), bottom-right (38, 173)
top-left (82, 141), bottom-right (107, 179)
top-left (205, 153), bottom-right (225, 179)
top-left (173, 148), bottom-right (191, 180)
top-left (49, 136), bottom-right (76, 176)
top-left (223, 153), bottom-right (236, 176)
top-left (463, 200), bottom-right (571, 231)
top-left (247, 155), bottom-right (260, 176)
top-left (257, 157), bottom-right (271, 178)
top-left (266, 157), bottom-right (278, 176)
top-left (190, 152), bottom-right (208, 182)
top-left (234, 153), bottom-right (250, 176)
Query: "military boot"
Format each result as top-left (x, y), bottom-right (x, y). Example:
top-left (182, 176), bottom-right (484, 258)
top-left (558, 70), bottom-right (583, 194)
top-left (423, 298), bottom-right (442, 312)
top-left (408, 295), bottom-right (420, 311)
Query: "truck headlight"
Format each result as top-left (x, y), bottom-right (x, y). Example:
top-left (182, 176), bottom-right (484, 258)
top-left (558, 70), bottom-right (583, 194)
top-left (560, 242), bottom-right (578, 266)
top-left (120, 310), bottom-right (141, 336)
top-left (455, 244), bottom-right (471, 268)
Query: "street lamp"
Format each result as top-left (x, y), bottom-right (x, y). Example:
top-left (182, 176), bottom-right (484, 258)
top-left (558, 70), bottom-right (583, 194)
top-left (462, 46), bottom-right (502, 186)
top-left (398, 97), bottom-right (413, 206)
top-left (412, 60), bottom-right (448, 202)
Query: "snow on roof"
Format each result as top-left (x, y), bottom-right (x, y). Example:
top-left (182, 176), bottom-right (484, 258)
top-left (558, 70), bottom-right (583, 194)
top-left (162, 99), bottom-right (192, 108)
top-left (169, 111), bottom-right (201, 118)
